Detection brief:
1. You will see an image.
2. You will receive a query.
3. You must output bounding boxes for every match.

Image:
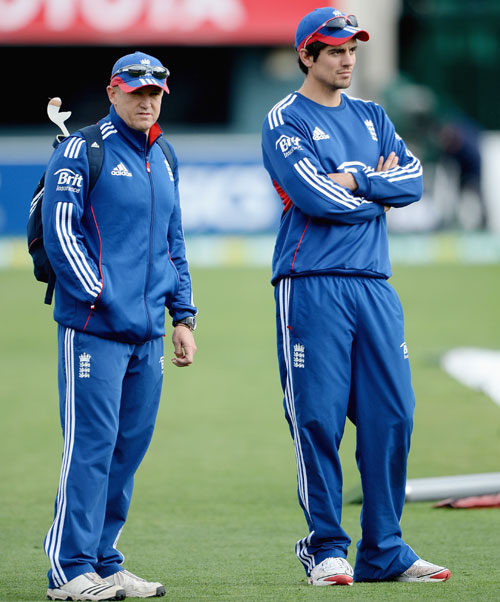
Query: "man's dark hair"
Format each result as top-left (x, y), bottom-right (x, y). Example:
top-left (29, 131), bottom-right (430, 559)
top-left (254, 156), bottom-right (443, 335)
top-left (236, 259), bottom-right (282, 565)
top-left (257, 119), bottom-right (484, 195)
top-left (298, 41), bottom-right (328, 74)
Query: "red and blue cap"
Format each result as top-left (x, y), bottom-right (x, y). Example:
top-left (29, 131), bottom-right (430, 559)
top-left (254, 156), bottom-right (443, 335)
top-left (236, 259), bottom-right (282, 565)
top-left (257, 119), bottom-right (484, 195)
top-left (295, 7), bottom-right (369, 51)
top-left (110, 51), bottom-right (170, 94)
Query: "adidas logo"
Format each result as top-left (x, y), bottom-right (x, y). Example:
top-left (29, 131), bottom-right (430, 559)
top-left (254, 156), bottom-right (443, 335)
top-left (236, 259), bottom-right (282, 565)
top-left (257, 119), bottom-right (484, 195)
top-left (111, 162), bottom-right (132, 177)
top-left (312, 126), bottom-right (330, 141)
top-left (90, 141), bottom-right (100, 148)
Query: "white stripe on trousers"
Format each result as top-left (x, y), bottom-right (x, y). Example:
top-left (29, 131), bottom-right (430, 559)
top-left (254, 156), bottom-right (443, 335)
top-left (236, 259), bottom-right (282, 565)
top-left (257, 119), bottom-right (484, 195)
top-left (278, 279), bottom-right (316, 572)
top-left (44, 328), bottom-right (75, 586)
top-left (278, 278), bottom-right (311, 516)
top-left (296, 532), bottom-right (316, 574)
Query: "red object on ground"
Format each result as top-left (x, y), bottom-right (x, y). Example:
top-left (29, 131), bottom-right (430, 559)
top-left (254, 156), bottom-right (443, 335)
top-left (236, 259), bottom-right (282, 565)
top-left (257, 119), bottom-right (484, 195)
top-left (434, 493), bottom-right (500, 508)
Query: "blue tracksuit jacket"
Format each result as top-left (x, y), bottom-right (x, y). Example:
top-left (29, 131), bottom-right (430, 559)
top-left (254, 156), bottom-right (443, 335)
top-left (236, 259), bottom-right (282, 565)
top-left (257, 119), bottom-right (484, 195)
top-left (43, 105), bottom-right (196, 344)
top-left (262, 92), bottom-right (422, 284)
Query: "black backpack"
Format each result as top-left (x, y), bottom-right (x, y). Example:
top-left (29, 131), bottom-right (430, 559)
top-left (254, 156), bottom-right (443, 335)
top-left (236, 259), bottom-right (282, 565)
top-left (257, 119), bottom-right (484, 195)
top-left (27, 125), bottom-right (174, 305)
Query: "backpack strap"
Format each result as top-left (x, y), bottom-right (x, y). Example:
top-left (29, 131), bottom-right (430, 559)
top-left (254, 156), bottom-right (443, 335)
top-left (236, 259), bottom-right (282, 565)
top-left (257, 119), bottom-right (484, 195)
top-left (156, 136), bottom-right (175, 172)
top-left (79, 124), bottom-right (104, 191)
top-left (44, 270), bottom-right (56, 305)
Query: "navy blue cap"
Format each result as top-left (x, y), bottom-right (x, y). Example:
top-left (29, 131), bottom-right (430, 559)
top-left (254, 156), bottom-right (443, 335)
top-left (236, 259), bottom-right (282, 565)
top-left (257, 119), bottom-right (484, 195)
top-left (296, 7), bottom-right (369, 51)
top-left (110, 51), bottom-right (169, 94)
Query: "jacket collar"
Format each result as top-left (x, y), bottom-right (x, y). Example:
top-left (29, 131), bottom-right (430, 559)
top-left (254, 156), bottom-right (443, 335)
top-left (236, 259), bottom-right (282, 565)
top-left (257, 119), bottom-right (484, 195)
top-left (107, 105), bottom-right (163, 152)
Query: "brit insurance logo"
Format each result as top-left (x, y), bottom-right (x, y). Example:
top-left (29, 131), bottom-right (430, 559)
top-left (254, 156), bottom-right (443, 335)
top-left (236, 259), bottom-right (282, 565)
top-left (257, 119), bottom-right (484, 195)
top-left (276, 134), bottom-right (302, 158)
top-left (54, 168), bottom-right (84, 193)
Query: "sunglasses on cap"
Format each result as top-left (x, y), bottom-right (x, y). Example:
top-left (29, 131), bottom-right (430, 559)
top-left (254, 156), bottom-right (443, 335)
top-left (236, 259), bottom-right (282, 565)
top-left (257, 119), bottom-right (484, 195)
top-left (325, 14), bottom-right (358, 30)
top-left (300, 14), bottom-right (359, 50)
top-left (113, 64), bottom-right (170, 80)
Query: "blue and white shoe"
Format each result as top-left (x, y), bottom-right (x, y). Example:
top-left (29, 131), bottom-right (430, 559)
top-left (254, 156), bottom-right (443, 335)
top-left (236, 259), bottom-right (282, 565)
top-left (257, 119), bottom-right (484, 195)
top-left (394, 558), bottom-right (451, 582)
top-left (308, 557), bottom-right (354, 586)
top-left (104, 569), bottom-right (166, 598)
top-left (47, 572), bottom-right (126, 601)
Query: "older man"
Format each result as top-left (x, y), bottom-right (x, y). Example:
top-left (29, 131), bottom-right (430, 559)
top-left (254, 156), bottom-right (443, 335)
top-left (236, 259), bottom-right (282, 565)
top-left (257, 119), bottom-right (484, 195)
top-left (43, 51), bottom-right (197, 600)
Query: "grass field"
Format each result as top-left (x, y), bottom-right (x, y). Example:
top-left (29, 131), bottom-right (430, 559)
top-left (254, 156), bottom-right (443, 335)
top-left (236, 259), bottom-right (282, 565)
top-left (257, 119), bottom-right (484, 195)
top-left (0, 264), bottom-right (499, 601)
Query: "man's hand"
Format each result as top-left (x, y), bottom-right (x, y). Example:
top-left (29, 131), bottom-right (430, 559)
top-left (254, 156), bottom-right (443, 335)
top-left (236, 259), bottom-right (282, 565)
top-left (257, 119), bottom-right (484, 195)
top-left (376, 151), bottom-right (399, 172)
top-left (327, 172), bottom-right (358, 191)
top-left (377, 152), bottom-right (399, 212)
top-left (171, 325), bottom-right (197, 367)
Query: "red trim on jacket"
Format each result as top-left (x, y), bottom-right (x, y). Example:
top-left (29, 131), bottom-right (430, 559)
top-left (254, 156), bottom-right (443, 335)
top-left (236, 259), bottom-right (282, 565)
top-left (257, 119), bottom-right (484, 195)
top-left (83, 204), bottom-right (104, 331)
top-left (273, 180), bottom-right (294, 214)
top-left (148, 122), bottom-right (163, 147)
top-left (291, 218), bottom-right (311, 271)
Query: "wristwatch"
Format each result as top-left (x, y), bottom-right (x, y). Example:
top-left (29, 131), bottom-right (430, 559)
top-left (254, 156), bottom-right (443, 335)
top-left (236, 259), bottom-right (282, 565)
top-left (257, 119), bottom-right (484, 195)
top-left (173, 316), bottom-right (197, 331)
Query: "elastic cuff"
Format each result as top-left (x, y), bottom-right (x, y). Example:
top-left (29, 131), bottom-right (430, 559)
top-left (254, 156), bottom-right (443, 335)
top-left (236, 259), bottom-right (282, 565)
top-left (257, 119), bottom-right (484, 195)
top-left (352, 170), bottom-right (371, 197)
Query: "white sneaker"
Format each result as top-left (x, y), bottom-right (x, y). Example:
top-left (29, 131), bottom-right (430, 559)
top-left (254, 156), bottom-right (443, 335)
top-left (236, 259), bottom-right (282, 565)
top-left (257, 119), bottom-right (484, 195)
top-left (105, 569), bottom-right (166, 598)
top-left (308, 557), bottom-right (354, 586)
top-left (394, 558), bottom-right (451, 582)
top-left (47, 572), bottom-right (126, 601)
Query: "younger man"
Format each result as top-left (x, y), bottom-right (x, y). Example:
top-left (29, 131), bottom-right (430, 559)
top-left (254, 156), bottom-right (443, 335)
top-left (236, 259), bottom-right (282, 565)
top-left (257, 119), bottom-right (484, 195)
top-left (261, 8), bottom-right (450, 586)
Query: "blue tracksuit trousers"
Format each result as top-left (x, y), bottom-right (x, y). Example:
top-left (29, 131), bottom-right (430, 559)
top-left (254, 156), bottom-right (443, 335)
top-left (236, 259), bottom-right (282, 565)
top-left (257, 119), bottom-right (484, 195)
top-left (45, 326), bottom-right (164, 588)
top-left (275, 275), bottom-right (418, 581)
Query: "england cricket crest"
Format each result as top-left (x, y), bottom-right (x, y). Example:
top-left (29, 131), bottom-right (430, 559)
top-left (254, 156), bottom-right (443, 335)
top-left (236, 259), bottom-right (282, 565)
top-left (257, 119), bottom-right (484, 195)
top-left (293, 343), bottom-right (305, 368)
top-left (78, 352), bottom-right (91, 378)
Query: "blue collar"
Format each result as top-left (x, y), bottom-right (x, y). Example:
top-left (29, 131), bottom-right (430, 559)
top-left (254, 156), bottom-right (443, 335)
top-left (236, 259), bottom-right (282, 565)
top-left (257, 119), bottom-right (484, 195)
top-left (107, 105), bottom-right (160, 153)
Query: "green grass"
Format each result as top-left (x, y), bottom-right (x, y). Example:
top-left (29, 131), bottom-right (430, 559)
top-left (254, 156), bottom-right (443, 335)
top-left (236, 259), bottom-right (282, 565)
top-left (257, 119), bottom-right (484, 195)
top-left (0, 264), bottom-right (499, 601)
